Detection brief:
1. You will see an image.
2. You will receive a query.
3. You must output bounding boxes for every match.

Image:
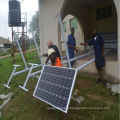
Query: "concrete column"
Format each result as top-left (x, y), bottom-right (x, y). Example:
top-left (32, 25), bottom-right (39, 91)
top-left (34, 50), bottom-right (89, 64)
top-left (38, 0), bottom-right (65, 62)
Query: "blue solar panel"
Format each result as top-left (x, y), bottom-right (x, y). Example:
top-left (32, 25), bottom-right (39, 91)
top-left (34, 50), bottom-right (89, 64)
top-left (33, 65), bottom-right (77, 113)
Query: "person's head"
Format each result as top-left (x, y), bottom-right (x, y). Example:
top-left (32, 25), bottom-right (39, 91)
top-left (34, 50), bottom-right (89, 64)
top-left (47, 40), bottom-right (53, 49)
top-left (93, 27), bottom-right (97, 36)
top-left (71, 27), bottom-right (75, 35)
top-left (48, 48), bottom-right (56, 63)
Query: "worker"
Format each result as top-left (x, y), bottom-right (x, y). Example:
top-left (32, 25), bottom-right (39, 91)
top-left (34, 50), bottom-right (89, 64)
top-left (67, 27), bottom-right (78, 67)
top-left (80, 27), bottom-right (107, 86)
top-left (48, 48), bottom-right (63, 67)
top-left (38, 40), bottom-right (61, 64)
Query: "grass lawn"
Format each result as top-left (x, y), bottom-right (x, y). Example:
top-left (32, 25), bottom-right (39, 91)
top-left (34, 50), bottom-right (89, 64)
top-left (0, 45), bottom-right (40, 57)
top-left (0, 50), bottom-right (119, 120)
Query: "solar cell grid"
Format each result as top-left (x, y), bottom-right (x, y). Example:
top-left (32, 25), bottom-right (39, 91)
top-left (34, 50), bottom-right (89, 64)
top-left (33, 65), bottom-right (77, 113)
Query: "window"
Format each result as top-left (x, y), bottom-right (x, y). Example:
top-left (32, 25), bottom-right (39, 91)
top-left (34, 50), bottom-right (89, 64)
top-left (70, 18), bottom-right (78, 29)
top-left (62, 22), bottom-right (66, 32)
top-left (102, 7), bottom-right (106, 19)
top-left (96, 5), bottom-right (112, 20)
top-left (96, 9), bottom-right (101, 20)
top-left (107, 5), bottom-right (112, 17)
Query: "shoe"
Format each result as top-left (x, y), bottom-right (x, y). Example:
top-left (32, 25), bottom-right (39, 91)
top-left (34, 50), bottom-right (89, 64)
top-left (103, 83), bottom-right (107, 87)
top-left (103, 81), bottom-right (107, 87)
top-left (96, 79), bottom-right (101, 84)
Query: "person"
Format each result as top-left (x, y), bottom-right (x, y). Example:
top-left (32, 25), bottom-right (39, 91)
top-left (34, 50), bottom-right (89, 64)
top-left (48, 48), bottom-right (63, 67)
top-left (67, 27), bottom-right (78, 67)
top-left (80, 27), bottom-right (107, 86)
top-left (38, 40), bottom-right (61, 64)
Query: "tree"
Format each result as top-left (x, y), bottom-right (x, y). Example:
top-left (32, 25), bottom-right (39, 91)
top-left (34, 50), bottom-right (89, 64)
top-left (29, 11), bottom-right (40, 45)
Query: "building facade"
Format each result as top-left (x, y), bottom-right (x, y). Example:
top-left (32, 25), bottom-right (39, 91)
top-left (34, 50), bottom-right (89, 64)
top-left (0, 37), bottom-right (12, 51)
top-left (38, 0), bottom-right (120, 82)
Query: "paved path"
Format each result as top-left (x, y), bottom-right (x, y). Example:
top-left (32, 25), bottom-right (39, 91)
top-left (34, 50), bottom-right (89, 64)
top-left (0, 48), bottom-right (39, 59)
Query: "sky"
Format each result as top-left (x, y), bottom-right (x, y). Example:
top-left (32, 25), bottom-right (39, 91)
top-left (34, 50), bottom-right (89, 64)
top-left (0, 0), bottom-right (38, 41)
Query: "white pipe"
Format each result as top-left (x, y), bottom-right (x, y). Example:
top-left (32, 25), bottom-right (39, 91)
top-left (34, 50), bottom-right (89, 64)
top-left (58, 14), bottom-right (71, 68)
top-left (4, 65), bottom-right (20, 88)
top-left (13, 31), bottom-right (28, 69)
top-left (29, 70), bottom-right (42, 77)
top-left (29, 51), bottom-right (94, 77)
top-left (30, 27), bottom-right (43, 68)
top-left (62, 51), bottom-right (94, 64)
top-left (77, 48), bottom-right (114, 71)
top-left (13, 64), bottom-right (42, 76)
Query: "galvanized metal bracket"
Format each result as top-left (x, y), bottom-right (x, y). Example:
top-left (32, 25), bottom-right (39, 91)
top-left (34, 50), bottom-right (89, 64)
top-left (19, 63), bottom-right (38, 92)
top-left (4, 65), bottom-right (20, 89)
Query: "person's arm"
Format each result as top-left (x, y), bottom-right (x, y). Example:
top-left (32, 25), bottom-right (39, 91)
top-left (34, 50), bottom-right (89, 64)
top-left (67, 43), bottom-right (75, 50)
top-left (42, 53), bottom-right (48, 57)
top-left (80, 38), bottom-right (93, 46)
top-left (101, 44), bottom-right (104, 59)
top-left (45, 57), bottom-right (49, 64)
top-left (38, 53), bottom-right (48, 58)
top-left (100, 35), bottom-right (104, 59)
top-left (80, 43), bottom-right (88, 45)
top-left (67, 43), bottom-right (78, 53)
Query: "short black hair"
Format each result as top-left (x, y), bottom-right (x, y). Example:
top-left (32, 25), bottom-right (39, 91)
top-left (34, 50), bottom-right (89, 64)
top-left (71, 27), bottom-right (74, 31)
top-left (93, 27), bottom-right (97, 31)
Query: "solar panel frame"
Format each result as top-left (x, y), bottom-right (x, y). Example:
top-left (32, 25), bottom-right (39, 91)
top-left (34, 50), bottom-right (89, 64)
top-left (33, 65), bottom-right (77, 113)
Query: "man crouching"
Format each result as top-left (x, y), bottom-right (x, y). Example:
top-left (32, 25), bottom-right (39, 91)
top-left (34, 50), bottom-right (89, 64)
top-left (48, 48), bottom-right (63, 67)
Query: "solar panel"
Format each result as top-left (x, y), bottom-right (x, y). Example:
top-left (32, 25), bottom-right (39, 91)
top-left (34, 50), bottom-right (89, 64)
top-left (33, 65), bottom-right (77, 113)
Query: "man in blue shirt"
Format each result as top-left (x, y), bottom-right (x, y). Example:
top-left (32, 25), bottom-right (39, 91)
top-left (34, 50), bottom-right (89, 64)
top-left (67, 27), bottom-right (78, 67)
top-left (80, 27), bottom-right (107, 86)
top-left (38, 40), bottom-right (61, 64)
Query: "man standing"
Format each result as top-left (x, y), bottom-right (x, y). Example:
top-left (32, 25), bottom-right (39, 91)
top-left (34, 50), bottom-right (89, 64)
top-left (67, 27), bottom-right (78, 67)
top-left (80, 27), bottom-right (107, 86)
top-left (38, 40), bottom-right (61, 64)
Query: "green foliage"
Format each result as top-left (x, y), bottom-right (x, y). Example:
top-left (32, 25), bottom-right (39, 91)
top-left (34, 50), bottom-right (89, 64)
top-left (29, 11), bottom-right (40, 45)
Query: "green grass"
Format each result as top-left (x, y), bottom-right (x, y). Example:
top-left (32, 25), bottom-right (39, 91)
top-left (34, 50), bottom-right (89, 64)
top-left (0, 51), bottom-right (119, 120)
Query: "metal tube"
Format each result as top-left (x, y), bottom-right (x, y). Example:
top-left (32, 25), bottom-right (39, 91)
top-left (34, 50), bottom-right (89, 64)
top-left (46, 46), bottom-right (92, 65)
top-left (23, 66), bottom-right (33, 88)
top-left (13, 31), bottom-right (28, 69)
top-left (30, 27), bottom-right (43, 68)
top-left (19, 65), bottom-right (35, 92)
top-left (4, 66), bottom-right (18, 88)
top-left (62, 51), bottom-right (94, 64)
top-left (13, 64), bottom-right (42, 76)
top-left (58, 14), bottom-right (71, 68)
top-left (12, 27), bottom-right (15, 62)
top-left (77, 48), bottom-right (114, 71)
top-left (29, 70), bottom-right (42, 77)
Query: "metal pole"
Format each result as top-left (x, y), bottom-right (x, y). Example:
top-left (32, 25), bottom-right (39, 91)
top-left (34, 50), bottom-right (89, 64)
top-left (13, 64), bottom-right (43, 76)
top-left (12, 27), bottom-right (15, 62)
top-left (29, 69), bottom-right (42, 77)
top-left (29, 51), bottom-right (94, 77)
top-left (62, 51), bottom-right (94, 64)
top-left (4, 65), bottom-right (20, 88)
top-left (30, 38), bottom-right (31, 51)
top-left (19, 63), bottom-right (38, 92)
top-left (30, 27), bottom-right (43, 67)
top-left (58, 14), bottom-right (71, 68)
top-left (13, 31), bottom-right (28, 69)
top-left (77, 48), bottom-right (114, 71)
